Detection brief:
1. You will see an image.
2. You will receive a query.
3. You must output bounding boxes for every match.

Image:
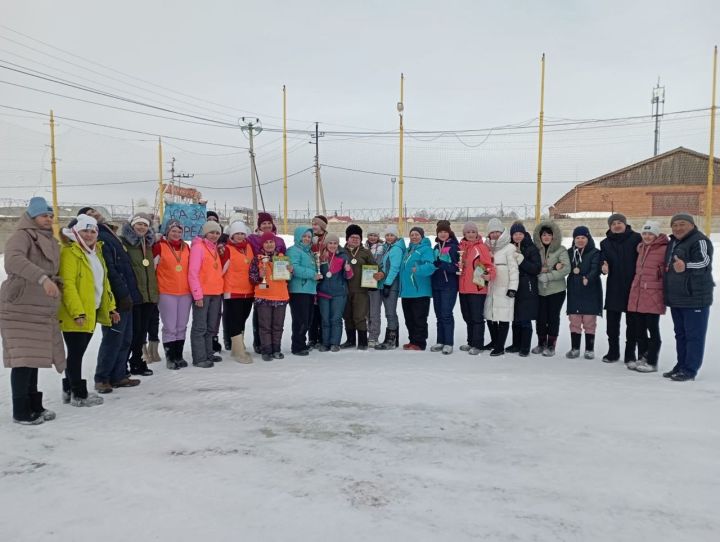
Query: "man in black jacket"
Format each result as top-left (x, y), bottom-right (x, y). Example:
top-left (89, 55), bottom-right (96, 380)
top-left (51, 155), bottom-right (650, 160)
top-left (663, 213), bottom-right (714, 381)
top-left (599, 213), bottom-right (642, 364)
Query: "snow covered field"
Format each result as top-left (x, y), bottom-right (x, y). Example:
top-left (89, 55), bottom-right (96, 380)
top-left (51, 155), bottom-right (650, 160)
top-left (1, 240), bottom-right (719, 542)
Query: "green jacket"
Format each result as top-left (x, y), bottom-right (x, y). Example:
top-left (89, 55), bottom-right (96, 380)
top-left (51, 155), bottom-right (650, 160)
top-left (344, 243), bottom-right (375, 293)
top-left (533, 220), bottom-right (570, 296)
top-left (120, 223), bottom-right (159, 303)
top-left (58, 240), bottom-right (115, 332)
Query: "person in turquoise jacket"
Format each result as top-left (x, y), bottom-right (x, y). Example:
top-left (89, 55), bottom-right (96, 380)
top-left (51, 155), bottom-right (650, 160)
top-left (375, 226), bottom-right (406, 350)
top-left (399, 226), bottom-right (436, 350)
top-left (287, 226), bottom-right (320, 355)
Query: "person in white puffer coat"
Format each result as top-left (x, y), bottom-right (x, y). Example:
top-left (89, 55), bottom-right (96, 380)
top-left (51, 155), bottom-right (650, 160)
top-left (484, 218), bottom-right (519, 356)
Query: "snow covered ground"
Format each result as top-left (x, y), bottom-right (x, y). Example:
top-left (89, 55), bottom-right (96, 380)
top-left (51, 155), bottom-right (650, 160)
top-left (1, 240), bottom-right (719, 541)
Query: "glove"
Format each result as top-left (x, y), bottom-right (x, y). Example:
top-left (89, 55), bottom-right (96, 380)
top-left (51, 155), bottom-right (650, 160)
top-left (538, 273), bottom-right (550, 284)
top-left (116, 295), bottom-right (133, 312)
top-left (382, 285), bottom-right (392, 298)
top-left (506, 289), bottom-right (516, 298)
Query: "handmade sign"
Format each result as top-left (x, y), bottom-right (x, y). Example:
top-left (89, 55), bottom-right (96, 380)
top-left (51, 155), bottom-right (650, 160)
top-left (161, 203), bottom-right (207, 241)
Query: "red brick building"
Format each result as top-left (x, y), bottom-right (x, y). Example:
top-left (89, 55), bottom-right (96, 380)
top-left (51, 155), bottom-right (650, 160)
top-left (550, 147), bottom-right (720, 217)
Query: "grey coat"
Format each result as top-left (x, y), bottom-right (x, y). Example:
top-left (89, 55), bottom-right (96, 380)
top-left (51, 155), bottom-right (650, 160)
top-left (533, 220), bottom-right (570, 297)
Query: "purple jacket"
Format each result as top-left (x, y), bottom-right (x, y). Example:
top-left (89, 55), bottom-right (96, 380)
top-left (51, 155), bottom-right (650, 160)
top-left (247, 233), bottom-right (286, 254)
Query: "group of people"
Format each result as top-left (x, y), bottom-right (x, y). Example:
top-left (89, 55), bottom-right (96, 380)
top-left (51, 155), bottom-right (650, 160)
top-left (0, 197), bottom-right (714, 426)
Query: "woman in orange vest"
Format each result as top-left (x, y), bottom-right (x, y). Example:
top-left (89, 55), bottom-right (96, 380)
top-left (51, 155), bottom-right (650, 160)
top-left (249, 232), bottom-right (291, 361)
top-left (153, 219), bottom-right (191, 370)
top-left (188, 221), bottom-right (224, 368)
top-left (220, 221), bottom-right (254, 363)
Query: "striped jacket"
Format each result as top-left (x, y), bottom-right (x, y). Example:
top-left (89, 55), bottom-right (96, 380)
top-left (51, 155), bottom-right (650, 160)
top-left (663, 227), bottom-right (714, 308)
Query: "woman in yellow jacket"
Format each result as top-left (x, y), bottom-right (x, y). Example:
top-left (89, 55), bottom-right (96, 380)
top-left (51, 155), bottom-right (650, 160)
top-left (59, 214), bottom-right (118, 406)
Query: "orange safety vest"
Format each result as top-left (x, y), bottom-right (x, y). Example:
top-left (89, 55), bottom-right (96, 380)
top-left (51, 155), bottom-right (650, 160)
top-left (199, 243), bottom-right (224, 296)
top-left (224, 244), bottom-right (254, 296)
top-left (156, 241), bottom-right (191, 295)
top-left (254, 259), bottom-right (289, 302)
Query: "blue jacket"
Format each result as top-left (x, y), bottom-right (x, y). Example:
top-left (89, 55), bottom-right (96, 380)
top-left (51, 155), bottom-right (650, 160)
top-left (317, 249), bottom-right (351, 298)
top-left (97, 223), bottom-right (141, 305)
top-left (400, 237), bottom-right (435, 298)
top-left (378, 238), bottom-right (406, 289)
top-left (431, 235), bottom-right (460, 292)
top-left (287, 226), bottom-right (317, 295)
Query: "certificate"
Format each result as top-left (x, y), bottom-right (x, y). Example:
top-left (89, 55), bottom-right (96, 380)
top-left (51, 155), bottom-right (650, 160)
top-left (361, 265), bottom-right (378, 288)
top-left (272, 255), bottom-right (291, 281)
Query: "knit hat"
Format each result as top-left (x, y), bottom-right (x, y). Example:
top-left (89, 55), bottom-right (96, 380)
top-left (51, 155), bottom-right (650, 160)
top-left (206, 210), bottom-right (220, 222)
top-left (313, 215), bottom-right (329, 229)
top-left (345, 224), bottom-right (363, 239)
top-left (384, 225), bottom-right (399, 237)
top-left (435, 219), bottom-right (452, 235)
top-left (227, 221), bottom-right (250, 238)
top-left (27, 197), bottom-right (53, 218)
top-left (641, 220), bottom-right (661, 237)
top-left (487, 218), bottom-right (504, 234)
top-left (257, 212), bottom-right (274, 228)
top-left (61, 214), bottom-right (98, 248)
top-left (409, 226), bottom-right (425, 237)
top-left (462, 221), bottom-right (479, 235)
top-left (77, 206), bottom-right (95, 216)
top-left (260, 231), bottom-right (275, 244)
top-left (325, 233), bottom-right (340, 244)
top-left (130, 214), bottom-right (151, 227)
top-left (572, 225), bottom-right (590, 239)
top-left (201, 221), bottom-right (222, 236)
top-left (510, 222), bottom-right (526, 236)
top-left (164, 219), bottom-right (183, 235)
top-left (74, 214), bottom-right (98, 231)
top-left (607, 213), bottom-right (627, 227)
top-left (670, 213), bottom-right (695, 226)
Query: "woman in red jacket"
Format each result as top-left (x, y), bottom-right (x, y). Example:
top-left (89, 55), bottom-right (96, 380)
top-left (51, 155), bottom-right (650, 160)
top-left (626, 221), bottom-right (668, 373)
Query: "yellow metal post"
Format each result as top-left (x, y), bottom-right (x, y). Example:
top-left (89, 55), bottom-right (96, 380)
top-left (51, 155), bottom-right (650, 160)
top-left (158, 137), bottom-right (164, 222)
top-left (283, 85), bottom-right (288, 235)
top-left (704, 46), bottom-right (717, 235)
top-left (398, 73), bottom-right (405, 237)
top-left (535, 54), bottom-right (546, 224)
top-left (49, 110), bottom-right (60, 239)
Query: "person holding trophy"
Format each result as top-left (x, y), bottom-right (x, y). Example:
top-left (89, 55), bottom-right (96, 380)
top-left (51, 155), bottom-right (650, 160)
top-left (249, 232), bottom-right (291, 361)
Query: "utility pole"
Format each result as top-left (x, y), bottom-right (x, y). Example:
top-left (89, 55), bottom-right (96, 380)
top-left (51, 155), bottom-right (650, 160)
top-left (49, 109), bottom-right (60, 239)
top-left (535, 54), bottom-right (546, 224)
top-left (169, 157), bottom-right (194, 203)
top-left (398, 74), bottom-right (405, 236)
top-left (652, 78), bottom-right (666, 156)
top-left (310, 122), bottom-right (326, 216)
top-left (240, 117), bottom-right (263, 227)
top-left (391, 177), bottom-right (396, 218)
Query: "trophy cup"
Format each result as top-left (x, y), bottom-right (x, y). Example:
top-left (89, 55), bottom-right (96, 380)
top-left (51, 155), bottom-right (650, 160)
top-left (314, 251), bottom-right (322, 278)
top-left (259, 255), bottom-right (270, 289)
top-left (456, 250), bottom-right (465, 275)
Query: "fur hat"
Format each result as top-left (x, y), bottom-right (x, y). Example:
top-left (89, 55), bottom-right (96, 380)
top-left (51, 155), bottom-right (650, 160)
top-left (227, 221), bottom-right (250, 238)
top-left (607, 213), bottom-right (627, 227)
top-left (572, 225), bottom-right (591, 239)
top-left (27, 197), bottom-right (53, 218)
top-left (670, 213), bottom-right (695, 226)
top-left (201, 221), bottom-right (222, 236)
top-left (409, 226), bottom-right (425, 238)
top-left (164, 219), bottom-right (183, 235)
top-left (487, 218), bottom-right (504, 234)
top-left (345, 224), bottom-right (363, 239)
top-left (641, 220), bottom-right (661, 237)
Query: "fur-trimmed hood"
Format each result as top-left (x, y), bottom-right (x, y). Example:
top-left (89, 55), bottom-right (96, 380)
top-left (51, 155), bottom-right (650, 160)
top-left (120, 221), bottom-right (156, 247)
top-left (533, 220), bottom-right (563, 252)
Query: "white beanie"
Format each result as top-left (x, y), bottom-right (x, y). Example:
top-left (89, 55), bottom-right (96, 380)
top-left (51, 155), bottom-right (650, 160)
top-left (384, 225), bottom-right (399, 237)
top-left (75, 213), bottom-right (98, 231)
top-left (641, 220), bottom-right (661, 237)
top-left (201, 221), bottom-right (222, 236)
top-left (227, 220), bottom-right (250, 238)
top-left (130, 214), bottom-right (151, 227)
top-left (487, 218), bottom-right (504, 234)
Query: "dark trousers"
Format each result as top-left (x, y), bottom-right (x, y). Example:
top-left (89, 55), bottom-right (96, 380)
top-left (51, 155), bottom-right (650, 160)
top-left (148, 303), bottom-right (160, 342)
top-left (632, 312), bottom-right (661, 365)
top-left (536, 291), bottom-right (566, 338)
top-left (130, 302), bottom-right (156, 367)
top-left (223, 298), bottom-right (253, 337)
top-left (96, 309), bottom-right (133, 384)
top-left (256, 303), bottom-right (287, 354)
top-left (459, 293), bottom-right (486, 348)
top-left (487, 321), bottom-right (510, 350)
top-left (10, 367), bottom-right (38, 399)
top-left (63, 331), bottom-right (94, 386)
top-left (289, 293), bottom-right (315, 353)
top-left (606, 309), bottom-right (638, 361)
top-left (670, 307), bottom-right (710, 378)
top-left (343, 290), bottom-right (370, 332)
top-left (308, 303), bottom-right (323, 345)
top-left (401, 297), bottom-right (431, 350)
top-left (433, 289), bottom-right (457, 346)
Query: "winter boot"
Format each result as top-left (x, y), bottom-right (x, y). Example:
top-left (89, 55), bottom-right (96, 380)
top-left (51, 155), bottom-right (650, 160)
top-left (231, 334), bottom-right (253, 363)
top-left (148, 341), bottom-right (162, 363)
top-left (460, 344), bottom-right (471, 351)
top-left (505, 324), bottom-right (521, 353)
top-left (624, 340), bottom-right (638, 363)
top-left (486, 321), bottom-right (498, 352)
top-left (442, 345), bottom-right (453, 355)
top-left (212, 335), bottom-right (222, 352)
top-left (531, 334), bottom-right (547, 355)
top-left (29, 391), bottom-right (56, 421)
top-left (12, 397), bottom-right (44, 425)
top-left (490, 323), bottom-right (509, 356)
top-left (130, 360), bottom-right (154, 376)
top-left (357, 330), bottom-right (368, 350)
top-left (375, 328), bottom-right (398, 350)
top-left (61, 378), bottom-right (71, 404)
top-left (164, 343), bottom-right (179, 370)
top-left (543, 336), bottom-right (557, 357)
top-left (519, 327), bottom-right (533, 357)
top-left (175, 340), bottom-right (188, 368)
top-left (340, 327), bottom-right (357, 349)
top-left (70, 380), bottom-right (104, 407)
top-left (142, 343), bottom-right (150, 363)
top-left (566, 332), bottom-right (582, 359)
top-left (602, 338), bottom-right (620, 363)
top-left (584, 334), bottom-right (596, 360)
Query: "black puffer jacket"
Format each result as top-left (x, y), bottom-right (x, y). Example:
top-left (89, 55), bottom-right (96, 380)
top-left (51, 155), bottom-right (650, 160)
top-left (566, 235), bottom-right (603, 316)
top-left (98, 223), bottom-right (142, 306)
top-left (664, 227), bottom-right (715, 308)
top-left (513, 232), bottom-right (541, 321)
top-left (600, 227), bottom-right (642, 312)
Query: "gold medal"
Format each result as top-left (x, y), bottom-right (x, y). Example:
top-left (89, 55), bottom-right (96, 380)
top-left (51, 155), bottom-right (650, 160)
top-left (573, 267), bottom-right (580, 274)
top-left (175, 264), bottom-right (183, 272)
top-left (142, 258), bottom-right (150, 267)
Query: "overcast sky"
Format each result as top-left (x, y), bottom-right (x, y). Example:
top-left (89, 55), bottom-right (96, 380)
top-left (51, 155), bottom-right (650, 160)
top-left (1, 0), bottom-right (718, 219)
